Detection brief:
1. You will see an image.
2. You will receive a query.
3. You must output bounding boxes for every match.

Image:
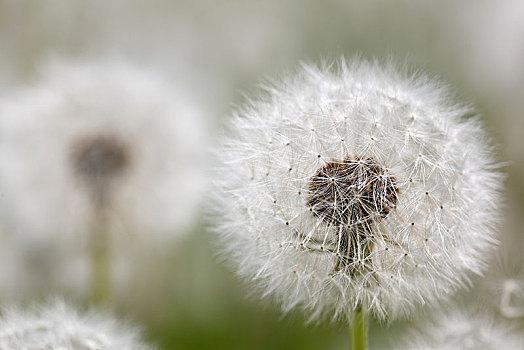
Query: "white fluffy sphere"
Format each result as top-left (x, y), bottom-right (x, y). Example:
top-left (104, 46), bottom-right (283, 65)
top-left (213, 58), bottom-right (503, 321)
top-left (0, 60), bottom-right (206, 243)
top-left (0, 60), bottom-right (207, 296)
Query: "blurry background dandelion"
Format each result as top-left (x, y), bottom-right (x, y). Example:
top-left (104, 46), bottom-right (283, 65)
top-left (0, 300), bottom-right (153, 350)
top-left (0, 60), bottom-right (207, 303)
top-left (462, 248), bottom-right (524, 322)
top-left (391, 304), bottom-right (524, 350)
top-left (0, 0), bottom-right (523, 349)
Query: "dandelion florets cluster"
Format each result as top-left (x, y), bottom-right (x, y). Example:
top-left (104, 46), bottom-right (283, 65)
top-left (307, 156), bottom-right (398, 270)
top-left (0, 301), bottom-right (153, 350)
top-left (213, 58), bottom-right (503, 321)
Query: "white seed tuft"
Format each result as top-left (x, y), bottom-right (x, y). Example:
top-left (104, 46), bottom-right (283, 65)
top-left (212, 57), bottom-right (503, 322)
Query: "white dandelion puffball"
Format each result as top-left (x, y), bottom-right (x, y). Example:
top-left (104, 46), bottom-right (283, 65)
top-left (213, 58), bottom-right (503, 321)
top-left (0, 60), bottom-right (206, 246)
top-left (395, 306), bottom-right (523, 350)
top-left (0, 300), bottom-right (153, 350)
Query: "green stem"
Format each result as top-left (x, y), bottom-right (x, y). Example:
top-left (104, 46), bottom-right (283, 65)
top-left (90, 210), bottom-right (111, 306)
top-left (350, 306), bottom-right (367, 350)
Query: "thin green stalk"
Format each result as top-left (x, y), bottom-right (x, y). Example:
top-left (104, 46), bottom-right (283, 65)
top-left (90, 210), bottom-right (111, 306)
top-left (350, 306), bottom-right (367, 350)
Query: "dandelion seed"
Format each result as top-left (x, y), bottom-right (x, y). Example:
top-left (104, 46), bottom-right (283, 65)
top-left (0, 300), bottom-right (153, 350)
top-left (212, 57), bottom-right (503, 323)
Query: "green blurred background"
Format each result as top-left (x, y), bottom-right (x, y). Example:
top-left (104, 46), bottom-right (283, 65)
top-left (0, 1), bottom-right (523, 349)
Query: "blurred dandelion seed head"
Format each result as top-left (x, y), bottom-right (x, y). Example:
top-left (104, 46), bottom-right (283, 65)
top-left (0, 300), bottom-right (153, 350)
top-left (0, 59), bottom-right (206, 241)
top-left (0, 59), bottom-right (207, 296)
top-left (213, 57), bottom-right (503, 322)
top-left (396, 306), bottom-right (523, 350)
top-left (472, 249), bottom-right (524, 320)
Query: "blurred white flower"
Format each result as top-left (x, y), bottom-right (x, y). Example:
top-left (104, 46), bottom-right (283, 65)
top-left (469, 248), bottom-right (524, 320)
top-left (213, 58), bottom-right (503, 321)
top-left (0, 300), bottom-right (153, 350)
top-left (0, 60), bottom-right (207, 296)
top-left (395, 306), bottom-right (523, 350)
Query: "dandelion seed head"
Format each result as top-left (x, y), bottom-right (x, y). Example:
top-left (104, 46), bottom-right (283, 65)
top-left (0, 60), bottom-right (207, 296)
top-left (394, 306), bottom-right (523, 350)
top-left (0, 300), bottom-right (153, 350)
top-left (477, 250), bottom-right (524, 320)
top-left (0, 59), bottom-right (206, 242)
top-left (461, 246), bottom-right (524, 321)
top-left (213, 57), bottom-right (503, 321)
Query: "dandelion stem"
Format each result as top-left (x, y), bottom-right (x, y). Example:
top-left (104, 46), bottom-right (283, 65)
top-left (350, 305), bottom-right (367, 350)
top-left (90, 207), bottom-right (111, 305)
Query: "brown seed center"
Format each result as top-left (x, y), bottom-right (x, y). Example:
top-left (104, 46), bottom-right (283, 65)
top-left (308, 157), bottom-right (398, 228)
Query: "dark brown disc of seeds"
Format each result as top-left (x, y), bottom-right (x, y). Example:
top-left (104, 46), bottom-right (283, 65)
top-left (308, 157), bottom-right (398, 227)
top-left (71, 134), bottom-right (130, 192)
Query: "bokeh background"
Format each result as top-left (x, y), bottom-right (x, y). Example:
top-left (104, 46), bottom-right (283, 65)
top-left (0, 1), bottom-right (523, 349)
